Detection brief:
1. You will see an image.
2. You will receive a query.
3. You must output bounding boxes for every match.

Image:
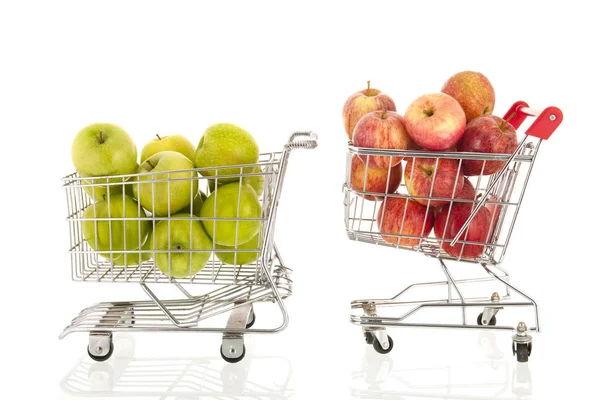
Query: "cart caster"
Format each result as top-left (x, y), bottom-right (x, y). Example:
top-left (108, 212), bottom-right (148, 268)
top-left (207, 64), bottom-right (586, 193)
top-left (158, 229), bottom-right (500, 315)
top-left (512, 322), bottom-right (533, 363)
top-left (364, 331), bottom-right (375, 345)
top-left (368, 331), bottom-right (393, 355)
top-left (245, 310), bottom-right (255, 329)
top-left (477, 312), bottom-right (497, 326)
top-left (88, 332), bottom-right (114, 362)
top-left (221, 335), bottom-right (246, 364)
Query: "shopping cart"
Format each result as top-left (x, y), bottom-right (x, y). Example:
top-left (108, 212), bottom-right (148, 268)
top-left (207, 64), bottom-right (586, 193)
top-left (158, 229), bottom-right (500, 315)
top-left (60, 131), bottom-right (317, 363)
top-left (343, 102), bottom-right (562, 362)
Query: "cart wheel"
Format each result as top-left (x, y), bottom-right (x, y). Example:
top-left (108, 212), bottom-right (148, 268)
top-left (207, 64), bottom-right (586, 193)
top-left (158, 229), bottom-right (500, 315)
top-left (373, 335), bottom-right (394, 355)
top-left (477, 312), bottom-right (497, 326)
top-left (365, 332), bottom-right (375, 345)
top-left (513, 342), bottom-right (532, 363)
top-left (88, 341), bottom-right (114, 362)
top-left (245, 310), bottom-right (255, 329)
top-left (221, 344), bottom-right (246, 364)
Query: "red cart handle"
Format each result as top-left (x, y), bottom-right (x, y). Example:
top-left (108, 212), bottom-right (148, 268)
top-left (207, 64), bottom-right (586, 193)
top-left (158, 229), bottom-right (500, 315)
top-left (503, 101), bottom-right (563, 140)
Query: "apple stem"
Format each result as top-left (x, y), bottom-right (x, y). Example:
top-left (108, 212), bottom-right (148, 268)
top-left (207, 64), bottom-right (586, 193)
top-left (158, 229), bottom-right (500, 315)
top-left (146, 160), bottom-right (155, 169)
top-left (367, 80), bottom-right (370, 91)
top-left (500, 112), bottom-right (517, 130)
top-left (381, 108), bottom-right (388, 119)
top-left (156, 134), bottom-right (162, 140)
top-left (98, 130), bottom-right (105, 144)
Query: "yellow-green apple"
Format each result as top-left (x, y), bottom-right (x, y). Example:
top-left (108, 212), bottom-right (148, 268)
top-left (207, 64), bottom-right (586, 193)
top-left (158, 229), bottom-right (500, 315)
top-left (113, 227), bottom-right (154, 266)
top-left (133, 151), bottom-right (198, 216)
top-left (82, 176), bottom-right (136, 202)
top-left (216, 232), bottom-right (262, 265)
top-left (343, 81), bottom-right (396, 141)
top-left (194, 123), bottom-right (259, 183)
top-left (72, 123), bottom-right (138, 177)
top-left (457, 116), bottom-right (518, 175)
top-left (353, 109), bottom-right (412, 169)
top-left (152, 213), bottom-right (214, 278)
top-left (350, 155), bottom-right (401, 200)
top-left (207, 165), bottom-right (265, 197)
top-left (82, 194), bottom-right (150, 260)
top-left (441, 71), bottom-right (495, 122)
top-left (404, 93), bottom-right (466, 151)
top-left (405, 157), bottom-right (464, 207)
top-left (183, 190), bottom-right (206, 217)
top-left (200, 182), bottom-right (262, 246)
top-left (140, 134), bottom-right (196, 163)
top-left (434, 202), bottom-right (492, 259)
top-left (377, 198), bottom-right (434, 247)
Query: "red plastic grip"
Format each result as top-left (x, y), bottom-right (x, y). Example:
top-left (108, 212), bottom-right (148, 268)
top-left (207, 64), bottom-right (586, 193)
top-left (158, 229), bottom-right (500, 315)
top-left (503, 101), bottom-right (563, 140)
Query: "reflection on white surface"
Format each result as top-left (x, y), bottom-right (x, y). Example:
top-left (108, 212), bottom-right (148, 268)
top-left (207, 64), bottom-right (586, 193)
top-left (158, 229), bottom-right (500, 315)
top-left (351, 331), bottom-right (532, 400)
top-left (60, 334), bottom-right (293, 399)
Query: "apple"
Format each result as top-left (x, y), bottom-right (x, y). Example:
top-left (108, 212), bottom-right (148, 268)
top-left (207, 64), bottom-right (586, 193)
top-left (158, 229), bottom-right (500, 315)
top-left (183, 191), bottom-right (207, 217)
top-left (140, 134), bottom-right (196, 163)
top-left (350, 155), bottom-right (401, 200)
top-left (377, 198), bottom-right (434, 247)
top-left (200, 182), bottom-right (262, 246)
top-left (207, 165), bottom-right (265, 197)
top-left (133, 151), bottom-right (198, 216)
top-left (82, 194), bottom-right (150, 260)
top-left (194, 123), bottom-right (259, 183)
top-left (405, 157), bottom-right (465, 207)
top-left (434, 202), bottom-right (492, 258)
top-left (113, 227), bottom-right (154, 266)
top-left (404, 93), bottom-right (466, 151)
top-left (441, 71), bottom-right (495, 122)
top-left (216, 232), bottom-right (262, 265)
top-left (343, 81), bottom-right (397, 141)
top-left (82, 175), bottom-right (136, 202)
top-left (457, 115), bottom-right (518, 176)
top-left (353, 109), bottom-right (412, 169)
top-left (72, 123), bottom-right (138, 177)
top-left (152, 213), bottom-right (214, 278)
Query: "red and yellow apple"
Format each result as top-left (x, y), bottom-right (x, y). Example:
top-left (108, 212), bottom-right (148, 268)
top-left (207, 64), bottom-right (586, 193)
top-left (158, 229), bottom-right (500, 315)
top-left (350, 155), bottom-right (401, 200)
top-left (404, 157), bottom-right (465, 207)
top-left (458, 115), bottom-right (518, 176)
top-left (403, 93), bottom-right (466, 151)
top-left (377, 197), bottom-right (434, 247)
top-left (342, 81), bottom-right (396, 141)
top-left (441, 71), bottom-right (495, 122)
top-left (353, 109), bottom-right (412, 169)
top-left (434, 202), bottom-right (492, 259)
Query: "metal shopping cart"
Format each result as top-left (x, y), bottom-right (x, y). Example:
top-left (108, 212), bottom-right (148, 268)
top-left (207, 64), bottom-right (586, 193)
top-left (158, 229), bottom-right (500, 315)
top-left (343, 102), bottom-right (562, 362)
top-left (60, 131), bottom-right (317, 363)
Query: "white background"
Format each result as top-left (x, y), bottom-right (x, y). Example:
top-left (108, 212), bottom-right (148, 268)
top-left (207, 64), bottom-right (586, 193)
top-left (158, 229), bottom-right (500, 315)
top-left (1, 0), bottom-right (598, 398)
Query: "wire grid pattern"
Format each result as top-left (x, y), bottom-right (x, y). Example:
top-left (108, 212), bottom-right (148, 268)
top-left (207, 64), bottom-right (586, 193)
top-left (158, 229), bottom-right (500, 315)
top-left (344, 140), bottom-right (540, 265)
top-left (63, 152), bottom-right (283, 285)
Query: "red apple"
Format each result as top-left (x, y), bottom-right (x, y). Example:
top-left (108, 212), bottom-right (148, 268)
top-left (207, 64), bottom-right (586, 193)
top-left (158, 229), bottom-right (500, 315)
top-left (433, 178), bottom-right (477, 217)
top-left (350, 155), bottom-right (402, 200)
top-left (377, 197), bottom-right (434, 247)
top-left (353, 109), bottom-right (412, 169)
top-left (404, 157), bottom-right (464, 207)
top-left (343, 81), bottom-right (396, 140)
top-left (458, 115), bottom-right (518, 175)
top-left (434, 202), bottom-right (492, 259)
top-left (441, 71), bottom-right (495, 122)
top-left (403, 93), bottom-right (466, 151)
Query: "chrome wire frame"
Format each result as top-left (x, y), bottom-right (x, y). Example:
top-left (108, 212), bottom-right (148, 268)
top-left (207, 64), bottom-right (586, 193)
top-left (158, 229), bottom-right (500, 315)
top-left (344, 134), bottom-right (543, 334)
top-left (60, 132), bottom-right (316, 339)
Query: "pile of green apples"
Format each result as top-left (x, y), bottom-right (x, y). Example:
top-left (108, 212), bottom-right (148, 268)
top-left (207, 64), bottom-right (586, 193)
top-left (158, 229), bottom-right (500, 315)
top-left (72, 122), bottom-right (266, 278)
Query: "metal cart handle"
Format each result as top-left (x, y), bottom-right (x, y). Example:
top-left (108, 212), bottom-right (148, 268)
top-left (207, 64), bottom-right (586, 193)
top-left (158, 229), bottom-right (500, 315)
top-left (284, 131), bottom-right (318, 150)
top-left (450, 102), bottom-right (563, 247)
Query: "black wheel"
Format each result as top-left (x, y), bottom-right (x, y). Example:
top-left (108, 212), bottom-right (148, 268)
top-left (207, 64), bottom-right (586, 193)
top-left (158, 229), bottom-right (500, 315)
top-left (373, 335), bottom-right (394, 355)
top-left (513, 342), bottom-right (532, 363)
top-left (88, 341), bottom-right (114, 362)
top-left (477, 312), bottom-right (497, 326)
top-left (221, 344), bottom-right (246, 364)
top-left (365, 332), bottom-right (375, 345)
top-left (245, 311), bottom-right (255, 329)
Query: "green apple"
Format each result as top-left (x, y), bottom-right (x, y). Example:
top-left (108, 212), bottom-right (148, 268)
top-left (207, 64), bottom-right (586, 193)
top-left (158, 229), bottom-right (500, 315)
top-left (140, 134), bottom-right (196, 164)
top-left (82, 194), bottom-right (150, 260)
top-left (182, 190), bottom-right (207, 217)
top-left (72, 123), bottom-right (138, 177)
top-left (133, 151), bottom-right (198, 216)
top-left (194, 123), bottom-right (259, 183)
top-left (200, 182), bottom-right (262, 246)
top-left (82, 176), bottom-right (136, 202)
top-left (207, 165), bottom-right (265, 197)
top-left (216, 232), bottom-right (262, 265)
top-left (152, 213), bottom-right (214, 278)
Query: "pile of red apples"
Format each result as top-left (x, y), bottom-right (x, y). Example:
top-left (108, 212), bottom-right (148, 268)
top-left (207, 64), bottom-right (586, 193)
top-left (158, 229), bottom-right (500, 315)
top-left (343, 71), bottom-right (518, 259)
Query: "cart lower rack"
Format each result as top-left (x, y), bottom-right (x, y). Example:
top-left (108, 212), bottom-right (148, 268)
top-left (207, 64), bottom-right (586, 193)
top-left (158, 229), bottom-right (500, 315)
top-left (60, 132), bottom-right (317, 363)
top-left (343, 101), bottom-right (562, 362)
